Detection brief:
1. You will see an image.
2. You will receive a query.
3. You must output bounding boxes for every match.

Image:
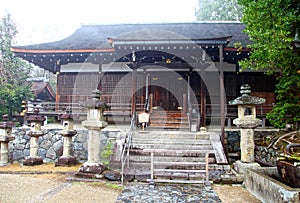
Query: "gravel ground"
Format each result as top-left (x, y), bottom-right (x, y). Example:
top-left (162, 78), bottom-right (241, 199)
top-left (0, 174), bottom-right (121, 203)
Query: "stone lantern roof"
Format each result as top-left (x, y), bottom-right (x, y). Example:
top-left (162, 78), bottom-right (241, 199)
top-left (0, 115), bottom-right (15, 128)
top-left (229, 84), bottom-right (266, 105)
top-left (83, 89), bottom-right (108, 109)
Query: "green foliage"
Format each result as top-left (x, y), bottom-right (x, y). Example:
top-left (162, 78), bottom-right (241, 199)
top-left (238, 0), bottom-right (300, 129)
top-left (0, 13), bottom-right (33, 119)
top-left (195, 0), bottom-right (243, 21)
top-left (101, 140), bottom-right (113, 168)
top-left (267, 102), bottom-right (300, 129)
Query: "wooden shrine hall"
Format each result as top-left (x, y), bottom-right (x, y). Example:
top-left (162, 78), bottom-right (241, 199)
top-left (12, 22), bottom-right (276, 131)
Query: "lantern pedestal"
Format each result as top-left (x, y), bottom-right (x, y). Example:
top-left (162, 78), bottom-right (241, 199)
top-left (0, 115), bottom-right (15, 166)
top-left (23, 108), bottom-right (46, 166)
top-left (0, 137), bottom-right (14, 166)
top-left (23, 133), bottom-right (44, 166)
top-left (55, 131), bottom-right (77, 166)
top-left (56, 108), bottom-right (78, 167)
top-left (75, 90), bottom-right (108, 179)
top-left (229, 84), bottom-right (266, 174)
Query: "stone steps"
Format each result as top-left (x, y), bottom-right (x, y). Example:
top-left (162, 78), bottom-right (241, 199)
top-left (134, 132), bottom-right (210, 140)
top-left (147, 179), bottom-right (205, 184)
top-left (132, 138), bottom-right (211, 144)
top-left (132, 144), bottom-right (213, 150)
top-left (111, 130), bottom-right (229, 183)
top-left (128, 161), bottom-right (221, 170)
top-left (128, 155), bottom-right (216, 163)
top-left (129, 148), bottom-right (216, 157)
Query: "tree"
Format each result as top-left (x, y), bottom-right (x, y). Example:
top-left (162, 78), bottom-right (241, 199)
top-left (195, 0), bottom-right (243, 21)
top-left (237, 0), bottom-right (300, 129)
top-left (0, 13), bottom-right (32, 120)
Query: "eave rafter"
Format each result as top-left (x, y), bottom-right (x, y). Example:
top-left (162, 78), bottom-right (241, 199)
top-left (11, 36), bottom-right (250, 72)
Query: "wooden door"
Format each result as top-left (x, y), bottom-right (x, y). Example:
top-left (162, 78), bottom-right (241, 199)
top-left (149, 72), bottom-right (186, 111)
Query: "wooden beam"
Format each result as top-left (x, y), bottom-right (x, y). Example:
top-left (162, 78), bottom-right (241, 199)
top-left (200, 68), bottom-right (206, 127)
top-left (131, 68), bottom-right (137, 115)
top-left (219, 44), bottom-right (225, 145)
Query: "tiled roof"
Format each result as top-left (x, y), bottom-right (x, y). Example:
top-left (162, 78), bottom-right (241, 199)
top-left (12, 22), bottom-right (250, 51)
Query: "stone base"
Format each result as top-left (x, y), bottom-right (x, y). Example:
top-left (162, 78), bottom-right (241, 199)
top-left (23, 157), bottom-right (43, 166)
top-left (55, 157), bottom-right (77, 167)
top-left (233, 160), bottom-right (260, 174)
top-left (75, 162), bottom-right (107, 179)
top-left (103, 170), bottom-right (122, 181)
top-left (0, 161), bottom-right (9, 166)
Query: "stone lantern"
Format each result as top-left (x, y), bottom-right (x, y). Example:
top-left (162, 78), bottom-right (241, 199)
top-left (56, 106), bottom-right (77, 166)
top-left (23, 108), bottom-right (46, 166)
top-left (0, 115), bottom-right (15, 166)
top-left (77, 89), bottom-right (108, 178)
top-left (229, 84), bottom-right (265, 173)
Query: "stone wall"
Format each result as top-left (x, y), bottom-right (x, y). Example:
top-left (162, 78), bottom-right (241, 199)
top-left (225, 130), bottom-right (278, 164)
top-left (8, 128), bottom-right (120, 164)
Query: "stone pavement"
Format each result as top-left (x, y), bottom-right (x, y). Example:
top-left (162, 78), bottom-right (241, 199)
top-left (116, 182), bottom-right (222, 203)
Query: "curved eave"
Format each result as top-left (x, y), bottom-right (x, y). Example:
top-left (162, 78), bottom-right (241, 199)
top-left (11, 47), bottom-right (115, 54)
top-left (12, 48), bottom-right (118, 73)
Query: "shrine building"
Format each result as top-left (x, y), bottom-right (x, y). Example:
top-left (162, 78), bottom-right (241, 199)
top-left (11, 22), bottom-right (276, 131)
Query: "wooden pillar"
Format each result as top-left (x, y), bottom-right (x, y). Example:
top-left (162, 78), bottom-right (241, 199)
top-left (200, 68), bottom-right (206, 127)
top-left (55, 73), bottom-right (60, 111)
top-left (145, 70), bottom-right (149, 101)
top-left (219, 44), bottom-right (225, 145)
top-left (55, 61), bottom-right (60, 111)
top-left (98, 60), bottom-right (103, 91)
top-left (131, 68), bottom-right (137, 115)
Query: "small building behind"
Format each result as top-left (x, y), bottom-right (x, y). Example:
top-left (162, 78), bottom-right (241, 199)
top-left (28, 77), bottom-right (56, 102)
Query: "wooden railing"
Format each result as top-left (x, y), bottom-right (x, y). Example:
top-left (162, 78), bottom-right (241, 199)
top-left (146, 149), bottom-right (212, 184)
top-left (24, 101), bottom-right (274, 126)
top-left (24, 100), bottom-right (144, 119)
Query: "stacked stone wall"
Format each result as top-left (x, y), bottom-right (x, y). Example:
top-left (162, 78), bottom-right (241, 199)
top-left (7, 128), bottom-right (119, 164)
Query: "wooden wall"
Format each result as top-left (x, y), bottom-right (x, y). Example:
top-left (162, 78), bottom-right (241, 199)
top-left (57, 72), bottom-right (145, 105)
top-left (57, 71), bottom-right (276, 109)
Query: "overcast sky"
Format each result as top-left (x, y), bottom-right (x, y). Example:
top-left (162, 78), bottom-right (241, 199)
top-left (0, 0), bottom-right (198, 45)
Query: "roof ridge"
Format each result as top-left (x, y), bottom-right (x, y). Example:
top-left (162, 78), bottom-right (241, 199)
top-left (80, 21), bottom-right (242, 27)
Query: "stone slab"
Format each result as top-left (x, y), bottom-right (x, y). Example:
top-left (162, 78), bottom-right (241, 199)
top-left (245, 167), bottom-right (300, 203)
top-left (233, 160), bottom-right (260, 174)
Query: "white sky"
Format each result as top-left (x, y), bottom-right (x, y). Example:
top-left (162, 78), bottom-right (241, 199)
top-left (0, 0), bottom-right (198, 45)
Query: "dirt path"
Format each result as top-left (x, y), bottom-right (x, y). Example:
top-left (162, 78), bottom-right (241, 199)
top-left (0, 174), bottom-right (121, 203)
top-left (213, 184), bottom-right (261, 203)
top-left (0, 164), bottom-right (261, 203)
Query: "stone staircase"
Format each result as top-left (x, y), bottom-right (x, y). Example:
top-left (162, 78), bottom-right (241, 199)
top-left (111, 130), bottom-right (230, 183)
top-left (149, 110), bottom-right (189, 129)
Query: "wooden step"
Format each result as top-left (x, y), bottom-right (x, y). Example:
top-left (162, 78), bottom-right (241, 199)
top-left (150, 110), bottom-right (189, 129)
